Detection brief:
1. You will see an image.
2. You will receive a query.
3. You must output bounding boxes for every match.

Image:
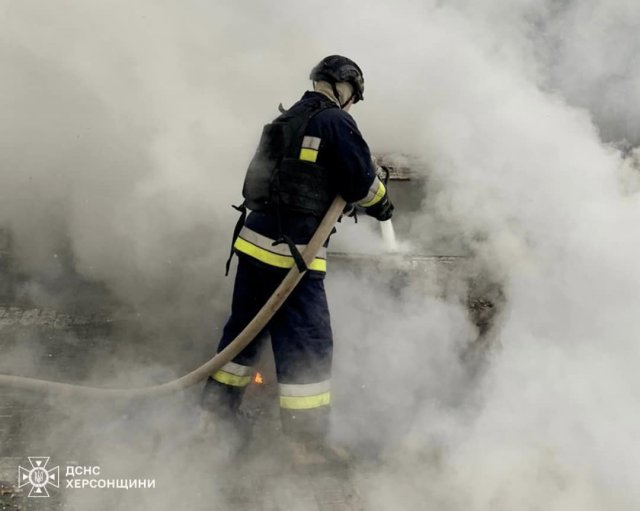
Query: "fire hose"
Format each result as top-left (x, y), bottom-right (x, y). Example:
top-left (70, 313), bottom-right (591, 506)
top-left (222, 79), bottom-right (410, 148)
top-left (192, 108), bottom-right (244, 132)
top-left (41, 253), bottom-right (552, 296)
top-left (0, 196), bottom-right (347, 399)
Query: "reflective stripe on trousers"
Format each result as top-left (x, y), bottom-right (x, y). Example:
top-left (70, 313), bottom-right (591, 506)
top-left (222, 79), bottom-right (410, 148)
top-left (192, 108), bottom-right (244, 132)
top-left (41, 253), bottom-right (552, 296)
top-left (279, 380), bottom-right (331, 410)
top-left (212, 361), bottom-right (253, 387)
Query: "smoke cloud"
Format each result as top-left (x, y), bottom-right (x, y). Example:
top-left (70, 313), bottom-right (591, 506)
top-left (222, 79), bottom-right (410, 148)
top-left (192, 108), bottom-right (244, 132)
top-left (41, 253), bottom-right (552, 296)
top-left (1, 0), bottom-right (640, 509)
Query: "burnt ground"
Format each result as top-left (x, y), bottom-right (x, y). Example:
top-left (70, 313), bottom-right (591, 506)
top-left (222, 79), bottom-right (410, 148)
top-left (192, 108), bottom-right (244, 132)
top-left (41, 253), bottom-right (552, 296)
top-left (0, 304), bottom-right (370, 511)
top-left (0, 172), bottom-right (504, 510)
top-left (0, 306), bottom-right (116, 510)
top-left (0, 250), bottom-right (500, 511)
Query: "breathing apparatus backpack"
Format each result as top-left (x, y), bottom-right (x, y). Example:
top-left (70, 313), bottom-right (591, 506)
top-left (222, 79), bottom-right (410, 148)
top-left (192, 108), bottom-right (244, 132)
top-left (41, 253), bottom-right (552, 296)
top-left (225, 96), bottom-right (337, 276)
top-left (242, 96), bottom-right (337, 217)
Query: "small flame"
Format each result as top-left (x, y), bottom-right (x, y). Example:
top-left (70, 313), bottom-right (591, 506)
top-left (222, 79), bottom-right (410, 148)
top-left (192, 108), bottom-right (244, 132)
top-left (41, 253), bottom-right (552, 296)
top-left (254, 372), bottom-right (264, 384)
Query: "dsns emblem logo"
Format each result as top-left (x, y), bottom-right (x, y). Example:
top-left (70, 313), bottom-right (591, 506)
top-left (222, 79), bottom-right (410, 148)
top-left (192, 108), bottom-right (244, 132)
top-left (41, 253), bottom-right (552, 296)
top-left (18, 457), bottom-right (60, 497)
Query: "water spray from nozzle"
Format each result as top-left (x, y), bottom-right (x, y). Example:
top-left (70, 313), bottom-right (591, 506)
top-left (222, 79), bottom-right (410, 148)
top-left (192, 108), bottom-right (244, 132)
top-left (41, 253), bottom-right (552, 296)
top-left (380, 219), bottom-right (399, 253)
top-left (372, 157), bottom-right (400, 253)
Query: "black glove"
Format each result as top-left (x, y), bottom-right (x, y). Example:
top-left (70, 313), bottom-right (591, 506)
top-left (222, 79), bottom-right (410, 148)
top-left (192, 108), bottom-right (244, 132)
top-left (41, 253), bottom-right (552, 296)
top-left (365, 194), bottom-right (394, 221)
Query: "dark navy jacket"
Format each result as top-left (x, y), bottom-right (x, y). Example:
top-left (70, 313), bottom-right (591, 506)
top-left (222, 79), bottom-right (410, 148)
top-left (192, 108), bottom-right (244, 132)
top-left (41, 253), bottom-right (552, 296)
top-left (244, 91), bottom-right (377, 246)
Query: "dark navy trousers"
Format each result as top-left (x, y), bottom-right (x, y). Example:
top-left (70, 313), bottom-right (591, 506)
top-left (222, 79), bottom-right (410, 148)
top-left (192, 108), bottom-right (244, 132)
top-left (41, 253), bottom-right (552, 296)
top-left (202, 255), bottom-right (333, 439)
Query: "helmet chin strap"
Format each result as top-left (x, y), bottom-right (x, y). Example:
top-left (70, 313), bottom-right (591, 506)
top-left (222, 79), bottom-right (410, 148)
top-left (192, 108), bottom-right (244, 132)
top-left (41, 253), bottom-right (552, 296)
top-left (330, 81), bottom-right (353, 109)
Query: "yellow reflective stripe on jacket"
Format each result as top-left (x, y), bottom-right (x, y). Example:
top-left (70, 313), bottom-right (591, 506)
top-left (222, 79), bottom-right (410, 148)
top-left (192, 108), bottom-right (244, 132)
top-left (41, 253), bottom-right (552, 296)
top-left (234, 227), bottom-right (327, 272)
top-left (299, 136), bottom-right (321, 162)
top-left (358, 177), bottom-right (386, 208)
top-left (237, 227), bottom-right (327, 259)
top-left (212, 361), bottom-right (252, 387)
top-left (280, 392), bottom-right (331, 410)
top-left (299, 148), bottom-right (318, 162)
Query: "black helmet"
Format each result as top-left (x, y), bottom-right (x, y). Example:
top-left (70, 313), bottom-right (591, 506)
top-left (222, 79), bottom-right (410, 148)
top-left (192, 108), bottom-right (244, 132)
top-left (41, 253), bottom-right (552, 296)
top-left (310, 55), bottom-right (364, 103)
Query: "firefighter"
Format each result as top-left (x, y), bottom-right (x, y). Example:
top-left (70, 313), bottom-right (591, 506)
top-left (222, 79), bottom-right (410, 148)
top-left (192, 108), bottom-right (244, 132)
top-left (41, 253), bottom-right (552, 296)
top-left (201, 55), bottom-right (393, 461)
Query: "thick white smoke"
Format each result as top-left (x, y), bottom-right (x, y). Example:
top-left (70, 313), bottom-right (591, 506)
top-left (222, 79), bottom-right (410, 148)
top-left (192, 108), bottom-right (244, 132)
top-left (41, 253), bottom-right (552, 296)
top-left (1, 0), bottom-right (640, 509)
